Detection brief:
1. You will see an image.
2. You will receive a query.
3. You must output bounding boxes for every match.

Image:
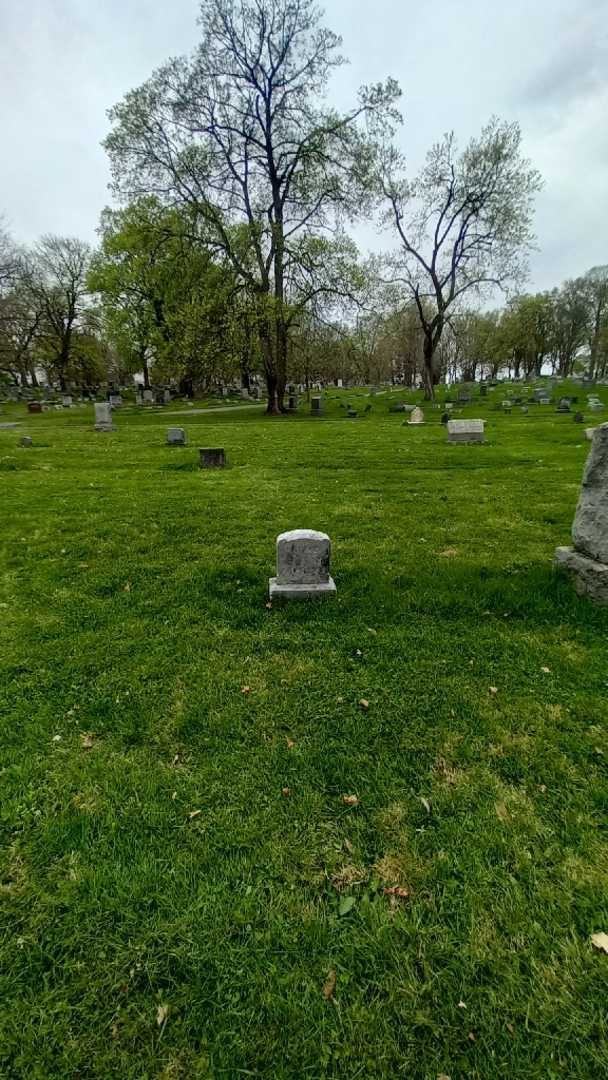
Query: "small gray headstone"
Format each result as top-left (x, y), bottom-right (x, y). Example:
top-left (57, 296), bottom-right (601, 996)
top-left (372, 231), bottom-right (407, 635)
top-left (311, 396), bottom-right (322, 415)
top-left (94, 402), bottom-right (114, 432)
top-left (143, 389), bottom-right (153, 405)
top-left (19, 436), bottom-right (33, 447)
top-left (167, 427), bottom-right (187, 446)
top-left (447, 419), bottom-right (485, 444)
top-left (269, 529), bottom-right (336, 600)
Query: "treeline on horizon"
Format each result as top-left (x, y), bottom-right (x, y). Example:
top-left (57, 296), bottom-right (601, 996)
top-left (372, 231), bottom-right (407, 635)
top-left (0, 1), bottom-right (606, 403)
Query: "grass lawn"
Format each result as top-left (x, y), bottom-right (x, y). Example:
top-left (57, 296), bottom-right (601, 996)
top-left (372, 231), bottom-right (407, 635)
top-left (1, 387), bottom-right (607, 1079)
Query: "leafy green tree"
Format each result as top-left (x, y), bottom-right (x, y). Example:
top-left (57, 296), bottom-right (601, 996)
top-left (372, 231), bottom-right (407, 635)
top-left (28, 235), bottom-right (92, 390)
top-left (104, 0), bottom-right (400, 412)
top-left (380, 118), bottom-right (542, 398)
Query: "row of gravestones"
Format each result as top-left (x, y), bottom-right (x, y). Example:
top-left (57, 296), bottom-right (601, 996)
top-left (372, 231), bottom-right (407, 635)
top-left (271, 428), bottom-right (608, 604)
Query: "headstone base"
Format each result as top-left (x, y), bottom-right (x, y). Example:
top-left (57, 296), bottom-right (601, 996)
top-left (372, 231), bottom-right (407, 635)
top-left (269, 576), bottom-right (337, 600)
top-left (555, 546), bottom-right (608, 605)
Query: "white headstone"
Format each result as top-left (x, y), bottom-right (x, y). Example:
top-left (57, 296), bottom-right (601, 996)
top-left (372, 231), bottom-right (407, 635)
top-left (94, 402), bottom-right (114, 432)
top-left (407, 407), bottom-right (424, 425)
top-left (447, 419), bottom-right (485, 444)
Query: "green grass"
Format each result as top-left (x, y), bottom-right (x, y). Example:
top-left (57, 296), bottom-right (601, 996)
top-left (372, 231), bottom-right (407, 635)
top-left (1, 386), bottom-right (607, 1079)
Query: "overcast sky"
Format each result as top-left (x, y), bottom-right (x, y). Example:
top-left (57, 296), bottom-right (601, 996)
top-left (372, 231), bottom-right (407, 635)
top-left (1, 0), bottom-right (606, 292)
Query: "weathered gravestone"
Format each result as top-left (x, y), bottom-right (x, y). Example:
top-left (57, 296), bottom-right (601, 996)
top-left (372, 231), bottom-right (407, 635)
top-left (573, 412), bottom-right (585, 424)
top-left (199, 447), bottom-right (225, 469)
top-left (166, 427), bottom-right (187, 446)
top-left (19, 436), bottom-right (33, 447)
top-left (311, 396), bottom-right (322, 416)
top-left (557, 399), bottom-right (571, 413)
top-left (163, 389), bottom-right (171, 404)
top-left (555, 423), bottom-right (608, 604)
top-left (269, 529), bottom-right (336, 600)
top-left (502, 400), bottom-right (512, 412)
top-left (94, 402), bottom-right (114, 432)
top-left (347, 409), bottom-right (358, 418)
top-left (447, 419), bottom-right (485, 444)
top-left (62, 395), bottom-right (72, 408)
top-left (143, 389), bottom-right (154, 405)
top-left (28, 402), bottom-right (42, 414)
top-left (288, 394), bottom-right (299, 411)
top-left (109, 394), bottom-right (122, 409)
top-left (407, 407), bottom-right (424, 425)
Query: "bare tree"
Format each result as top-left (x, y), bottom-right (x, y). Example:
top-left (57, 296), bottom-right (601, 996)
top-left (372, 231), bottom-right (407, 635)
top-left (104, 0), bottom-right (400, 412)
top-left (29, 236), bottom-right (91, 390)
top-left (381, 118), bottom-right (542, 398)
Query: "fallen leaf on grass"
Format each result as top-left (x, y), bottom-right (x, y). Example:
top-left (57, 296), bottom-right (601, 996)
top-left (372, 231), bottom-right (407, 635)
top-left (281, 787), bottom-right (291, 798)
top-left (359, 699), bottom-right (369, 710)
top-left (341, 794), bottom-right (359, 806)
top-left (241, 686), bottom-right (251, 694)
top-left (80, 733), bottom-right (95, 750)
top-left (123, 582), bottom-right (131, 592)
top-left (420, 797), bottom-right (431, 813)
top-left (156, 1004), bottom-right (169, 1027)
top-left (489, 686), bottom-right (498, 695)
top-left (367, 627), bottom-right (377, 635)
top-left (265, 602), bottom-right (272, 610)
top-left (468, 1032), bottom-right (476, 1042)
top-left (338, 895), bottom-right (356, 916)
top-left (187, 809), bottom-right (202, 820)
top-left (591, 932), bottom-right (608, 953)
top-left (383, 886), bottom-right (409, 900)
top-left (323, 969), bottom-right (337, 999)
top-left (457, 1000), bottom-right (466, 1009)
top-left (541, 666), bottom-right (551, 674)
top-left (286, 738), bottom-right (295, 749)
top-left (439, 548), bottom-right (458, 558)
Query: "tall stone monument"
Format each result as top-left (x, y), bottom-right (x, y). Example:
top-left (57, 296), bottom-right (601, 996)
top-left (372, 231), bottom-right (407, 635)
top-left (555, 423), bottom-right (608, 604)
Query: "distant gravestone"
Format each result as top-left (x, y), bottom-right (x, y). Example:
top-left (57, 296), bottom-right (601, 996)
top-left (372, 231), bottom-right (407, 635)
top-left (573, 412), bottom-right (585, 424)
top-left (269, 529), bottom-right (336, 600)
top-left (199, 447), bottom-right (225, 469)
top-left (479, 385), bottom-right (488, 397)
top-left (457, 390), bottom-right (471, 404)
top-left (19, 436), bottom-right (33, 447)
top-left (555, 423), bottom-right (608, 603)
top-left (407, 407), bottom-right (425, 425)
top-left (143, 389), bottom-right (153, 405)
top-left (447, 419), bottom-right (485, 444)
top-left (166, 427), bottom-right (187, 446)
top-left (28, 402), bottom-right (42, 414)
top-left (109, 394), bottom-right (122, 408)
top-left (288, 394), bottom-right (298, 411)
top-left (62, 395), bottom-right (72, 408)
top-left (311, 396), bottom-right (322, 416)
top-left (441, 412), bottom-right (449, 425)
top-left (521, 405), bottom-right (529, 415)
top-left (240, 387), bottom-right (250, 399)
top-left (502, 400), bottom-right (512, 412)
top-left (347, 409), bottom-right (358, 418)
top-left (94, 402), bottom-right (114, 432)
top-left (163, 389), bottom-right (171, 404)
top-left (557, 398), bottom-right (571, 413)
top-left (389, 403), bottom-right (406, 413)
top-left (585, 428), bottom-right (597, 441)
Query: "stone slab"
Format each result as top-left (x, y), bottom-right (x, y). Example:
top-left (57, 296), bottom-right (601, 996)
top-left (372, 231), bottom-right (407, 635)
top-left (447, 419), bottom-right (485, 443)
top-left (275, 528), bottom-right (331, 585)
top-left (269, 577), bottom-right (337, 600)
top-left (555, 546), bottom-right (608, 605)
top-left (571, 422), bottom-right (608, 563)
top-left (167, 427), bottom-right (187, 445)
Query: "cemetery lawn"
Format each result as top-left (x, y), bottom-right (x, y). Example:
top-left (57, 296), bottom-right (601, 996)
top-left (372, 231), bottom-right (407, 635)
top-left (1, 391), bottom-right (608, 1079)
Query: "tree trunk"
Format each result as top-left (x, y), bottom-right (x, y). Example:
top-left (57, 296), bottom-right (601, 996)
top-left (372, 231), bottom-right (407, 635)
top-left (422, 334), bottom-right (436, 400)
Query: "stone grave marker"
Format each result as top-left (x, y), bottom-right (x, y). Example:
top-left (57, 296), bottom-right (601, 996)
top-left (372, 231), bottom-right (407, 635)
top-left (167, 428), bottom-right (187, 446)
top-left (199, 447), bottom-right (225, 469)
top-left (311, 396), bottom-right (322, 416)
top-left (62, 395), bottom-right (72, 408)
top-left (94, 403), bottom-right (114, 432)
top-left (28, 402), bottom-right (42, 414)
top-left (19, 436), bottom-right (33, 447)
top-left (143, 389), bottom-right (153, 405)
top-left (555, 423), bottom-right (608, 603)
top-left (269, 529), bottom-right (336, 600)
top-left (447, 419), bottom-right (485, 444)
top-left (573, 412), bottom-right (585, 423)
top-left (407, 407), bottom-right (425, 425)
